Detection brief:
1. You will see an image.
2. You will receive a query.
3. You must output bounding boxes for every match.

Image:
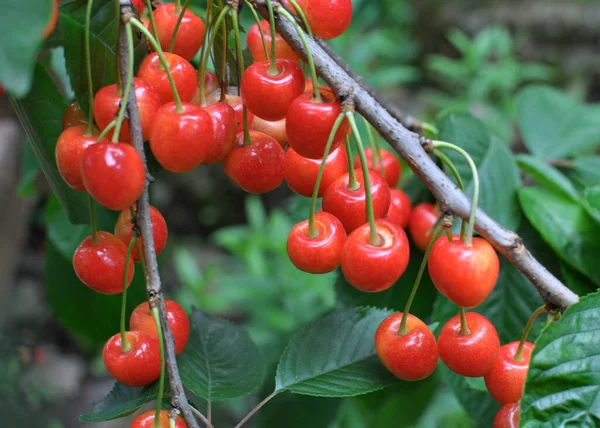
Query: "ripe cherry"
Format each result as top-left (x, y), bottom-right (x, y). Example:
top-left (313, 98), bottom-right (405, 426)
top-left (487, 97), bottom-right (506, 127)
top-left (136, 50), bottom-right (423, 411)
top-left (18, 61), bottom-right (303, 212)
top-left (131, 0), bottom-right (145, 13)
top-left (428, 235), bottom-right (500, 308)
top-left (285, 145), bottom-right (347, 197)
top-left (408, 203), bottom-right (439, 251)
top-left (305, 0), bottom-right (352, 40)
top-left (43, 0), bottom-right (59, 39)
top-left (131, 410), bottom-right (187, 428)
top-left (207, 93), bottom-right (255, 133)
top-left (200, 102), bottom-right (237, 164)
top-left (223, 131), bottom-right (285, 194)
top-left (73, 232), bottom-right (135, 294)
top-left (149, 102), bottom-right (214, 173)
top-left (354, 148), bottom-right (402, 188)
top-left (493, 403), bottom-right (520, 428)
top-left (102, 331), bottom-right (161, 387)
top-left (286, 87), bottom-right (349, 159)
top-left (247, 20), bottom-right (300, 63)
top-left (81, 142), bottom-right (146, 210)
top-left (62, 101), bottom-right (87, 130)
top-left (55, 125), bottom-right (102, 192)
top-left (322, 169), bottom-right (391, 233)
top-left (386, 189), bottom-right (412, 229)
top-left (253, 117), bottom-right (287, 146)
top-left (287, 212), bottom-right (346, 274)
top-left (93, 78), bottom-right (161, 142)
top-left (484, 341), bottom-right (534, 405)
top-left (340, 219), bottom-right (410, 292)
top-left (375, 312), bottom-right (438, 381)
top-left (137, 52), bottom-right (197, 104)
top-left (438, 312), bottom-right (500, 377)
top-left (152, 3), bottom-right (205, 61)
top-left (114, 205), bottom-right (168, 262)
top-left (282, 0), bottom-right (308, 11)
top-left (130, 300), bottom-right (190, 355)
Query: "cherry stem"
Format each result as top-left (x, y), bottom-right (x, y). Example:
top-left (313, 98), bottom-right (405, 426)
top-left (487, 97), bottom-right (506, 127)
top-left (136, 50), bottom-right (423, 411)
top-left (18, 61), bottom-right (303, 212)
top-left (433, 148), bottom-right (466, 238)
top-left (114, 0), bottom-right (122, 91)
top-left (432, 140), bottom-right (479, 246)
top-left (514, 304), bottom-right (546, 362)
top-left (344, 136), bottom-right (358, 190)
top-left (285, 0), bottom-right (312, 37)
top-left (152, 304), bottom-right (166, 428)
top-left (120, 236), bottom-right (136, 353)
top-left (145, 0), bottom-right (159, 41)
top-left (363, 117), bottom-right (383, 175)
top-left (421, 122), bottom-right (439, 138)
top-left (231, 9), bottom-right (252, 146)
top-left (198, 5), bottom-right (230, 106)
top-left (244, 0), bottom-right (269, 61)
top-left (112, 22), bottom-right (135, 143)
top-left (169, 0), bottom-right (191, 53)
top-left (97, 120), bottom-right (116, 141)
top-left (169, 417), bottom-right (176, 428)
top-left (459, 307), bottom-right (471, 335)
top-left (307, 113), bottom-right (345, 238)
top-left (265, 0), bottom-right (278, 75)
top-left (175, 0), bottom-right (181, 11)
top-left (277, 7), bottom-right (321, 102)
top-left (89, 196), bottom-right (98, 244)
top-left (399, 226), bottom-right (443, 335)
top-left (234, 391), bottom-right (278, 428)
top-left (130, 17), bottom-right (184, 113)
top-left (84, 0), bottom-right (95, 136)
top-left (219, 0), bottom-right (228, 102)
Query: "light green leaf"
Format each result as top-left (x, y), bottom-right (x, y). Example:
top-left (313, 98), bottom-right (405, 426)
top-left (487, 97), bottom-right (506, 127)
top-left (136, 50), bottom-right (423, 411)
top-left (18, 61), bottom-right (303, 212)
top-left (516, 154), bottom-right (580, 201)
top-left (572, 157), bottom-right (600, 188)
top-left (584, 186), bottom-right (600, 222)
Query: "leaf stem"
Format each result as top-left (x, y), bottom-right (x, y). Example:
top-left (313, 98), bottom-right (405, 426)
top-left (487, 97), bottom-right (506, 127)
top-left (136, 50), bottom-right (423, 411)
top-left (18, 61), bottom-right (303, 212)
top-left (199, 5), bottom-right (231, 106)
top-left (112, 22), bottom-right (135, 142)
top-left (152, 304), bottom-right (166, 428)
top-left (168, 0), bottom-right (191, 53)
top-left (514, 305), bottom-right (546, 362)
top-left (84, 0), bottom-right (95, 136)
top-left (234, 391), bottom-right (278, 428)
top-left (231, 9), bottom-right (252, 146)
top-left (89, 195), bottom-right (98, 245)
top-left (266, 0), bottom-right (278, 75)
top-left (433, 148), bottom-right (466, 238)
top-left (120, 236), bottom-right (136, 353)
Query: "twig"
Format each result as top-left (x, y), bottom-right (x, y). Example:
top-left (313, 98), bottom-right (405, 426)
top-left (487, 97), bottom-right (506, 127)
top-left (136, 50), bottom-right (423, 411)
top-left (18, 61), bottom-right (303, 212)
top-left (190, 405), bottom-right (215, 428)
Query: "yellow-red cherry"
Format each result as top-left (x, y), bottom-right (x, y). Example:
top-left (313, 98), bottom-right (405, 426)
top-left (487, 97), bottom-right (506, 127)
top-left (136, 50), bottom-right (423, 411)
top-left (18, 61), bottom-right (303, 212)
top-left (102, 331), bottom-right (161, 387)
top-left (130, 300), bottom-right (190, 355)
top-left (207, 93), bottom-right (255, 133)
top-left (484, 341), bottom-right (534, 404)
top-left (114, 205), bottom-right (168, 262)
top-left (247, 20), bottom-right (300, 63)
top-left (305, 0), bottom-right (352, 40)
top-left (55, 125), bottom-right (103, 192)
top-left (199, 101), bottom-right (237, 164)
top-left (253, 116), bottom-right (287, 146)
top-left (354, 148), bottom-right (402, 188)
top-left (137, 52), bottom-right (197, 104)
top-left (407, 202), bottom-right (439, 251)
top-left (131, 410), bottom-right (187, 428)
top-left (493, 403), bottom-right (520, 428)
top-left (285, 145), bottom-right (347, 198)
top-left (62, 101), bottom-right (87, 130)
top-left (386, 188), bottom-right (412, 229)
top-left (152, 3), bottom-right (205, 61)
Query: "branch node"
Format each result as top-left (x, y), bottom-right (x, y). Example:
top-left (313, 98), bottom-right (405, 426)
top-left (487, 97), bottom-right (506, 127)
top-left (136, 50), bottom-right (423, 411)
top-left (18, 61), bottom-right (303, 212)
top-left (419, 135), bottom-right (434, 153)
top-left (441, 211), bottom-right (454, 230)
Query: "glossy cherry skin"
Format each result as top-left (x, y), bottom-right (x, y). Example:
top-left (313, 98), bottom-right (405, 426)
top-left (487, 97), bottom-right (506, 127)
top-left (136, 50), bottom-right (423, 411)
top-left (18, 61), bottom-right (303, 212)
top-left (253, 117), bottom-right (287, 146)
top-left (285, 145), bottom-right (347, 197)
top-left (287, 87), bottom-right (349, 159)
top-left (438, 312), bottom-right (500, 377)
top-left (102, 331), bottom-right (161, 387)
top-left (428, 235), bottom-right (500, 308)
top-left (55, 125), bottom-right (101, 192)
top-left (375, 312), bottom-right (438, 381)
top-left (306, 0), bottom-right (352, 39)
top-left (287, 212), bottom-right (346, 274)
top-left (43, 0), bottom-right (59, 38)
top-left (207, 93), bottom-right (255, 133)
top-left (191, 71), bottom-right (221, 105)
top-left (386, 189), bottom-right (412, 229)
top-left (242, 59), bottom-right (305, 121)
top-left (152, 3), bottom-right (205, 61)
top-left (354, 148), bottom-right (402, 188)
top-left (223, 131), bottom-right (285, 193)
top-left (73, 232), bottom-right (135, 294)
top-left (340, 219), bottom-right (410, 292)
top-left (149, 102), bottom-right (214, 173)
top-left (322, 169), bottom-right (391, 233)
top-left (199, 102), bottom-right (237, 164)
top-left (282, 0), bottom-right (308, 11)
top-left (114, 205), bottom-right (168, 262)
top-left (130, 300), bottom-right (190, 355)
top-left (131, 410), bottom-right (187, 428)
top-left (484, 341), bottom-right (534, 405)
top-left (408, 203), bottom-right (439, 251)
top-left (493, 403), bottom-right (520, 428)
top-left (137, 52), bottom-right (197, 104)
top-left (247, 20), bottom-right (300, 63)
top-left (62, 101), bottom-right (87, 130)
top-left (81, 142), bottom-right (146, 210)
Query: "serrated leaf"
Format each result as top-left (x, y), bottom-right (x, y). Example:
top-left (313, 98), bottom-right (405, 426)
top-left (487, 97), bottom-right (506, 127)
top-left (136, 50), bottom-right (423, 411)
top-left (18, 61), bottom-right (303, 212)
top-left (516, 154), bottom-right (580, 201)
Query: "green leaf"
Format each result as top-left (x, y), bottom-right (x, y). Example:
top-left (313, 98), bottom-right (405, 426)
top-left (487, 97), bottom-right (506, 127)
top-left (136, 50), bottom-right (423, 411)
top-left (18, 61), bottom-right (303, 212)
top-left (572, 157), bottom-right (600, 188)
top-left (275, 307), bottom-right (398, 397)
top-left (521, 291), bottom-right (600, 427)
top-left (516, 154), bottom-right (580, 201)
top-left (584, 186), bottom-right (600, 223)
top-left (17, 140), bottom-right (40, 197)
top-left (178, 309), bottom-right (264, 401)
top-left (560, 262), bottom-right (598, 296)
top-left (256, 392), bottom-right (342, 428)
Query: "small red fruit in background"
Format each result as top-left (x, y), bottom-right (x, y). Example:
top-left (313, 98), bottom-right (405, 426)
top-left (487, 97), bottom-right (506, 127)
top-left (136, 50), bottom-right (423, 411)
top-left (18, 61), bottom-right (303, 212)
top-left (375, 312), bottom-right (438, 381)
top-left (354, 148), bottom-right (402, 188)
top-left (43, 0), bottom-right (59, 39)
top-left (55, 125), bottom-right (101, 192)
top-left (152, 3), bottom-right (205, 61)
top-left (191, 71), bottom-right (220, 105)
top-left (484, 341), bottom-right (534, 404)
top-left (386, 189), bottom-right (412, 229)
top-left (114, 205), bottom-right (168, 262)
top-left (207, 93), bottom-right (255, 133)
top-left (201, 102), bottom-right (237, 164)
top-left (131, 410), bottom-right (187, 428)
top-left (253, 117), bottom-right (287, 146)
top-left (137, 52), bottom-right (197, 104)
top-left (131, 0), bottom-right (145, 13)
top-left (493, 403), bottom-right (520, 428)
top-left (102, 331), bottom-right (161, 387)
top-left (73, 232), bottom-right (135, 294)
top-left (247, 20), bottom-right (300, 63)
top-left (62, 101), bottom-right (88, 130)
top-left (285, 145), bottom-right (347, 197)
top-left (408, 202), bottom-right (439, 251)
top-left (305, 0), bottom-right (352, 39)
top-left (130, 300), bottom-right (190, 355)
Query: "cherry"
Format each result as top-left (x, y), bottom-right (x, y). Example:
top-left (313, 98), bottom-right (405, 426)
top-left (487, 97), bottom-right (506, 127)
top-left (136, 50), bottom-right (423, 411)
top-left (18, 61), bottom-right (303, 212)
top-left (149, 102), bottom-right (214, 173)
top-left (152, 3), bottom-right (205, 61)
top-left (190, 71), bottom-right (220, 105)
top-left (253, 117), bottom-right (287, 146)
top-left (282, 0), bottom-right (308, 12)
top-left (386, 188), bottom-right (412, 229)
top-left (223, 131), bottom-right (285, 194)
top-left (200, 102), bottom-right (237, 164)
top-left (374, 312), bottom-right (438, 381)
top-left (55, 125), bottom-right (102, 192)
top-left (43, 0), bottom-right (59, 39)
top-left (102, 331), bottom-right (161, 387)
top-left (131, 0), bottom-right (145, 13)
top-left (81, 142), bottom-right (146, 210)
top-left (131, 410), bottom-right (187, 428)
top-left (93, 78), bottom-right (161, 142)
top-left (353, 148), bottom-right (402, 188)
top-left (493, 403), bottom-right (520, 428)
top-left (114, 205), bottom-right (168, 262)
top-left (130, 300), bottom-right (190, 355)
top-left (73, 231), bottom-right (135, 294)
top-left (322, 169), bottom-right (391, 233)
top-left (286, 87), bottom-right (349, 159)
top-left (340, 219), bottom-right (410, 292)
top-left (137, 52), bottom-right (197, 104)
top-left (428, 235), bottom-right (500, 308)
top-left (62, 101), bottom-right (87, 130)
top-left (407, 202), bottom-right (439, 251)
top-left (207, 93), bottom-right (255, 133)
top-left (484, 341), bottom-right (534, 404)
top-left (305, 0), bottom-right (352, 40)
top-left (285, 145), bottom-right (347, 197)
top-left (438, 312), bottom-right (500, 377)
top-left (247, 20), bottom-right (300, 63)
top-left (287, 212), bottom-right (346, 274)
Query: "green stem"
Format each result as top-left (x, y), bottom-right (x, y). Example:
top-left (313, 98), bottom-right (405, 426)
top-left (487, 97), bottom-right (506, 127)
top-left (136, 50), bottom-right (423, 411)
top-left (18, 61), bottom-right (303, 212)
top-left (89, 196), bottom-right (98, 245)
top-left (145, 0), bottom-right (159, 41)
top-left (219, 0), bottom-right (228, 101)
top-left (120, 236), bottom-right (136, 353)
top-left (266, 0), bottom-right (278, 75)
top-left (114, 0), bottom-right (122, 91)
top-left (363, 118), bottom-right (383, 174)
top-left (169, 417), bottom-right (176, 428)
top-left (285, 0), bottom-right (312, 37)
top-left (97, 120), bottom-right (116, 141)
top-left (84, 0), bottom-right (95, 136)
top-left (459, 307), bottom-right (471, 335)
top-left (421, 122), bottom-right (438, 138)
top-left (514, 305), bottom-right (546, 362)
top-left (433, 148), bottom-right (466, 238)
top-left (112, 22), bottom-right (135, 142)
top-left (232, 10), bottom-right (252, 145)
top-left (175, 0), bottom-right (181, 10)
top-left (345, 136), bottom-right (358, 190)
top-left (244, 0), bottom-right (269, 61)
top-left (199, 5), bottom-right (230, 106)
top-left (152, 305), bottom-right (166, 427)
top-left (168, 0), bottom-right (191, 53)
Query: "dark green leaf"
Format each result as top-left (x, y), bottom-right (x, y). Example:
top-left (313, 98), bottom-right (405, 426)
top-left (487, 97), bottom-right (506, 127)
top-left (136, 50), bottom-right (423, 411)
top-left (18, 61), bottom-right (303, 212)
top-left (584, 185), bottom-right (600, 222)
top-left (17, 140), bottom-right (40, 197)
top-left (256, 392), bottom-right (342, 428)
top-left (560, 262), bottom-right (598, 296)
top-left (516, 154), bottom-right (580, 201)
top-left (572, 157), bottom-right (600, 188)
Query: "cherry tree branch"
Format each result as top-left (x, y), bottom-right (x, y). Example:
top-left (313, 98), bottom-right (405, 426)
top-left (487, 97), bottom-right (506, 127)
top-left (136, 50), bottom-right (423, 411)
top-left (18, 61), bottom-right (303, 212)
top-left (249, 0), bottom-right (579, 309)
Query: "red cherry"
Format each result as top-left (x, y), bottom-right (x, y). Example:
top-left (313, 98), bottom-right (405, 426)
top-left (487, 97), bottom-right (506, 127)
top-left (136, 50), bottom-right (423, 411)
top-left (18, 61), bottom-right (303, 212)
top-left (114, 205), bottom-right (168, 262)
top-left (386, 189), bottom-right (412, 229)
top-left (81, 142), bottom-right (146, 210)
top-left (137, 52), bottom-right (197, 104)
top-left (322, 169), bottom-right (391, 233)
top-left (62, 101), bottom-right (87, 130)
top-left (287, 212), bottom-right (346, 274)
top-left (286, 87), bottom-right (349, 159)
top-left (484, 341), bottom-right (534, 404)
top-left (408, 202), bottom-right (439, 251)
top-left (438, 312), bottom-right (500, 377)
top-left (131, 0), bottom-right (145, 13)
top-left (282, 0), bottom-right (308, 10)
top-left (285, 145), bottom-right (347, 197)
top-left (73, 231), bottom-right (135, 294)
top-left (55, 125), bottom-right (101, 192)
top-left (493, 403), bottom-right (520, 428)
top-left (149, 102), bottom-right (214, 173)
top-left (223, 131), bottom-right (285, 193)
top-left (43, 0), bottom-right (59, 39)
top-left (374, 312), bottom-right (438, 381)
top-left (130, 300), bottom-right (190, 355)
top-left (102, 331), bottom-right (161, 387)
top-left (241, 59), bottom-right (305, 121)
top-left (191, 71), bottom-right (221, 105)
top-left (246, 20), bottom-right (300, 63)
top-left (253, 117), bottom-right (287, 146)
top-left (93, 78), bottom-right (161, 142)
top-left (152, 3), bottom-right (205, 61)
top-left (200, 102), bottom-right (237, 164)
top-left (207, 93), bottom-right (255, 133)
top-left (305, 0), bottom-right (352, 39)
top-left (131, 410), bottom-right (187, 428)
top-left (354, 148), bottom-right (402, 188)
top-left (428, 235), bottom-right (500, 308)
top-left (340, 219), bottom-right (410, 292)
